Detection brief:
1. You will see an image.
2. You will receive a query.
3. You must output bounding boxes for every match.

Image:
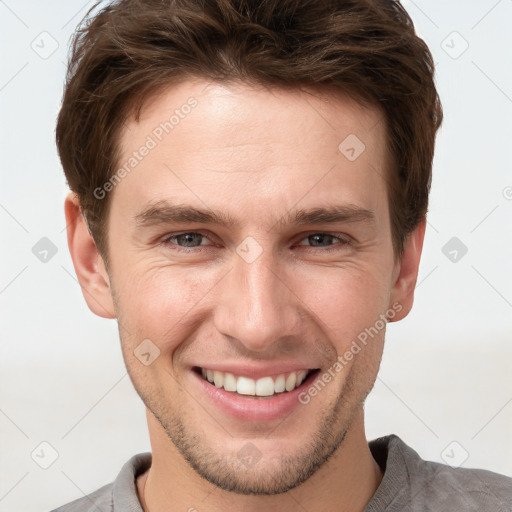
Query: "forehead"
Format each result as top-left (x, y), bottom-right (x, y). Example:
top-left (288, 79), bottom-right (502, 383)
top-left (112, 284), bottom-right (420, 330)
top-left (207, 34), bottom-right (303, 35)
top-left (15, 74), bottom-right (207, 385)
top-left (113, 79), bottom-right (389, 226)
top-left (123, 80), bottom-right (385, 152)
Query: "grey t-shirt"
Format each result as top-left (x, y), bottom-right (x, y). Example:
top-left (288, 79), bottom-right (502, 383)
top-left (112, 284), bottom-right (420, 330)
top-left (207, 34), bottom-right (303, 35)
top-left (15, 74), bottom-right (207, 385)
top-left (50, 434), bottom-right (512, 511)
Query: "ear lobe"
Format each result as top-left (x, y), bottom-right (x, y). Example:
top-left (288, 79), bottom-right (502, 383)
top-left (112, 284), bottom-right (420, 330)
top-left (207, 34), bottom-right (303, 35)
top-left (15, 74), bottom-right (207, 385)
top-left (64, 192), bottom-right (116, 319)
top-left (388, 218), bottom-right (426, 322)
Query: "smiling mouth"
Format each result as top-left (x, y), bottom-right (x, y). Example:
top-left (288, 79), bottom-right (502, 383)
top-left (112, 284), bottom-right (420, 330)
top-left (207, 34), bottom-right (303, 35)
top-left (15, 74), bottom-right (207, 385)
top-left (194, 367), bottom-right (320, 398)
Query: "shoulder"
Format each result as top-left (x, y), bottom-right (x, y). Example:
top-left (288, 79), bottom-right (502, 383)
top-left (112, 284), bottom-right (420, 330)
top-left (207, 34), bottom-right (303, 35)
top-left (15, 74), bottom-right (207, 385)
top-left (408, 450), bottom-right (512, 508)
top-left (49, 482), bottom-right (113, 512)
top-left (49, 452), bottom-right (151, 512)
top-left (368, 435), bottom-right (512, 511)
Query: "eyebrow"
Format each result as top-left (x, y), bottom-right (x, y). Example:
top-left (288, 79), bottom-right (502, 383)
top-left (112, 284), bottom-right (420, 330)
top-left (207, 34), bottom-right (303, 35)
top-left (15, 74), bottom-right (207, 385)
top-left (134, 200), bottom-right (375, 230)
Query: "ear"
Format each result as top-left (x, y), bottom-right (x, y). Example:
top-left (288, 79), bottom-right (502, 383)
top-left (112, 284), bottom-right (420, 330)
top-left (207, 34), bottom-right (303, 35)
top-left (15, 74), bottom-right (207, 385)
top-left (388, 218), bottom-right (426, 322)
top-left (64, 192), bottom-right (116, 319)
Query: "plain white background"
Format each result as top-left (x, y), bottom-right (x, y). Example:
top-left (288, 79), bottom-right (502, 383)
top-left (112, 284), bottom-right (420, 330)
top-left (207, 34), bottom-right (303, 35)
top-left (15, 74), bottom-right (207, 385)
top-left (1, 1), bottom-right (511, 510)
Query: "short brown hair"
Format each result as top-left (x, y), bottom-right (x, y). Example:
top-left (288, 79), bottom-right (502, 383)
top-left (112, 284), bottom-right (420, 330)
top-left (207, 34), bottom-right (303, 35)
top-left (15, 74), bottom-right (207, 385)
top-left (56, 0), bottom-right (443, 267)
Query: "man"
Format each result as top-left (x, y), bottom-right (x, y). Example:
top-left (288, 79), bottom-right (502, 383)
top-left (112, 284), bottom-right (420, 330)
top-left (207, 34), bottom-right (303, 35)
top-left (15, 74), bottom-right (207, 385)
top-left (53, 0), bottom-right (512, 510)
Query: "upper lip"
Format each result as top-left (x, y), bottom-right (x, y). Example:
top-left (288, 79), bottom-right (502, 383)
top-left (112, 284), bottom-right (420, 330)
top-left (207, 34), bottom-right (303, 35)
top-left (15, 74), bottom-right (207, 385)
top-left (193, 363), bottom-right (319, 380)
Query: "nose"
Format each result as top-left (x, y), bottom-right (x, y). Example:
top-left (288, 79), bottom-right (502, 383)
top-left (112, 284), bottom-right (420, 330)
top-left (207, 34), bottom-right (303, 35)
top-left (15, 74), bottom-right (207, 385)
top-left (212, 241), bottom-right (302, 353)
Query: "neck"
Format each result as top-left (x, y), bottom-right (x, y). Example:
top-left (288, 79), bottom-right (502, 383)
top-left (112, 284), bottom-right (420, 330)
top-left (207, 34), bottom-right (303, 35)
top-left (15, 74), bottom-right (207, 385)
top-left (137, 408), bottom-right (382, 512)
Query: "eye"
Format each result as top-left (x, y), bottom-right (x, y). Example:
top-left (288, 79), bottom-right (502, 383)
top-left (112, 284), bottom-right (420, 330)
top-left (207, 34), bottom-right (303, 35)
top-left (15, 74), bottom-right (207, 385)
top-left (296, 233), bottom-right (351, 250)
top-left (161, 231), bottom-right (213, 251)
top-left (160, 231), bottom-right (351, 253)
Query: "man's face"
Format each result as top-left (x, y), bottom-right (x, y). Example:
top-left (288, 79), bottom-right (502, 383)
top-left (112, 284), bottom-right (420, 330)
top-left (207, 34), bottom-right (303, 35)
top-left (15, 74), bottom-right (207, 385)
top-left (96, 80), bottom-right (407, 494)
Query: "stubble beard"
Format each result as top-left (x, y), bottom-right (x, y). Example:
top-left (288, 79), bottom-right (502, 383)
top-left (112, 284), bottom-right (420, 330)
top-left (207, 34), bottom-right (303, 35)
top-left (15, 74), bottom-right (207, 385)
top-left (139, 366), bottom-right (372, 496)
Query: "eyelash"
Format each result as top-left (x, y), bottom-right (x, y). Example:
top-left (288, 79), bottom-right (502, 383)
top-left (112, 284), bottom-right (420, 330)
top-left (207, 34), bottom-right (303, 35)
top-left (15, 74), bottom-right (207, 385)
top-left (160, 231), bottom-right (352, 253)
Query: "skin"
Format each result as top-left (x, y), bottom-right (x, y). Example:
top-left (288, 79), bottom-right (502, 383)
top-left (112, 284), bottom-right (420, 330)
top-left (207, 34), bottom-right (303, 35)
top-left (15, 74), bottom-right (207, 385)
top-left (65, 79), bottom-right (425, 512)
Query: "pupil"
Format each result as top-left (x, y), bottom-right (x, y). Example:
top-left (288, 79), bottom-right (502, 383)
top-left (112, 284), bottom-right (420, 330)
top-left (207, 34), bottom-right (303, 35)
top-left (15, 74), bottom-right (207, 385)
top-left (311, 234), bottom-right (331, 246)
top-left (180, 233), bottom-right (200, 247)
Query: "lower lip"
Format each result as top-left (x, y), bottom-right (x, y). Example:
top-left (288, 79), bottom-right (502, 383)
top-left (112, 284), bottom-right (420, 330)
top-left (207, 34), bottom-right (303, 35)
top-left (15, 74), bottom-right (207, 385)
top-left (192, 370), bottom-right (319, 422)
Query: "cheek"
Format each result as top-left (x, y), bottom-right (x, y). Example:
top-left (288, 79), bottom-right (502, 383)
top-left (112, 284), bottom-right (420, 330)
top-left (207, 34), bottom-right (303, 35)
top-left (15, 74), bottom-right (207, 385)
top-left (292, 263), bottom-right (390, 343)
top-left (113, 249), bottom-right (392, 360)
top-left (114, 263), bottom-right (214, 350)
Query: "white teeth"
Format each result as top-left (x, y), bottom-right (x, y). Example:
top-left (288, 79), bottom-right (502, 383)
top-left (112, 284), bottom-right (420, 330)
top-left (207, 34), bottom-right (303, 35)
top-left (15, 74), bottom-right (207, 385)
top-left (256, 377), bottom-right (275, 397)
top-left (200, 368), bottom-right (311, 396)
top-left (213, 371), bottom-right (224, 388)
top-left (296, 370), bottom-right (307, 387)
top-left (285, 372), bottom-right (297, 391)
top-left (237, 376), bottom-right (256, 395)
top-left (223, 372), bottom-right (237, 392)
top-left (274, 374), bottom-right (286, 393)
